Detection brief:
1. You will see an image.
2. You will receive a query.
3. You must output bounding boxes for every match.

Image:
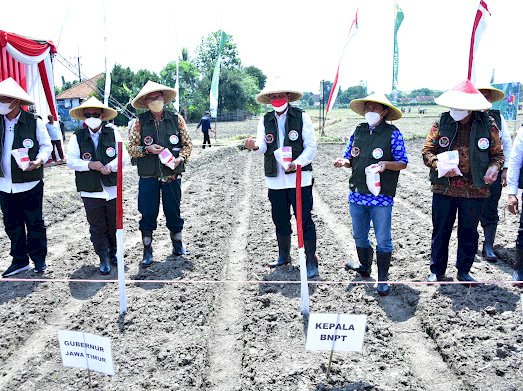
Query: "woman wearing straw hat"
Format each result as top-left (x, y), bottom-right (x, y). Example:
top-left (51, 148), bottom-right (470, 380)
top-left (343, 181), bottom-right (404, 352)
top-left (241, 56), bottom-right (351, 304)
top-left (0, 77), bottom-right (53, 277)
top-left (334, 93), bottom-right (407, 296)
top-left (476, 85), bottom-right (513, 263)
top-left (422, 80), bottom-right (504, 285)
top-left (128, 81), bottom-right (192, 267)
top-left (67, 97), bottom-right (129, 275)
top-left (244, 77), bottom-right (319, 278)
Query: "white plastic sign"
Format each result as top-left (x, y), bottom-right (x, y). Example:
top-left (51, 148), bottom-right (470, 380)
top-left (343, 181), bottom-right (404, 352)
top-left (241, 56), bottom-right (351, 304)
top-left (58, 330), bottom-right (114, 375)
top-left (306, 313), bottom-right (366, 352)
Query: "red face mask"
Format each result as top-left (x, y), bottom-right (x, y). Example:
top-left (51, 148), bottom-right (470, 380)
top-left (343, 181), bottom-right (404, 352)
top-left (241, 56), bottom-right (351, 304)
top-left (271, 98), bottom-right (288, 108)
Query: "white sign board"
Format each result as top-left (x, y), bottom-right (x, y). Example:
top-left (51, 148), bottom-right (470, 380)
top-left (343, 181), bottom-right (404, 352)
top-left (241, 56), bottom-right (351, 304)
top-left (306, 313), bottom-right (367, 352)
top-left (58, 330), bottom-right (114, 375)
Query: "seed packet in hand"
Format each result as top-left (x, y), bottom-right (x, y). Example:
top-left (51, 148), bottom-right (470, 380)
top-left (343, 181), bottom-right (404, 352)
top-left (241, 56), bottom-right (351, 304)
top-left (274, 146), bottom-right (292, 170)
top-left (365, 164), bottom-right (381, 196)
top-left (11, 148), bottom-right (30, 170)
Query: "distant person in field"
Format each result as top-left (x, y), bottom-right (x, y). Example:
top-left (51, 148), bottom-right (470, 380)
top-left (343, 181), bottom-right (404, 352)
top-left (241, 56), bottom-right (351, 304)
top-left (196, 110), bottom-right (214, 149)
top-left (334, 93), bottom-right (407, 296)
top-left (0, 77), bottom-right (52, 277)
top-left (244, 77), bottom-right (319, 279)
top-left (422, 80), bottom-right (504, 285)
top-left (66, 97), bottom-right (129, 275)
top-left (46, 114), bottom-right (65, 164)
top-left (128, 81), bottom-right (192, 267)
top-left (58, 115), bottom-right (67, 141)
top-left (476, 85), bottom-right (512, 263)
top-left (506, 123), bottom-right (523, 286)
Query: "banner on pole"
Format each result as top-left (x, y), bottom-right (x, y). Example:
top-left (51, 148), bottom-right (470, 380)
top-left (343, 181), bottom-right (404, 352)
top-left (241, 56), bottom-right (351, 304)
top-left (58, 330), bottom-right (114, 375)
top-left (467, 1), bottom-right (491, 83)
top-left (391, 2), bottom-right (404, 94)
top-left (306, 313), bottom-right (367, 352)
top-left (491, 82), bottom-right (520, 121)
top-left (210, 31), bottom-right (228, 118)
top-left (326, 9), bottom-right (359, 113)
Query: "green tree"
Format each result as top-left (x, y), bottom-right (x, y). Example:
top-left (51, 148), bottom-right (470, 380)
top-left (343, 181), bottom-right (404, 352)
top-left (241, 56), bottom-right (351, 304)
top-left (160, 57), bottom-right (200, 119)
top-left (194, 31), bottom-right (241, 78)
top-left (244, 66), bottom-right (266, 89)
top-left (338, 85), bottom-right (368, 105)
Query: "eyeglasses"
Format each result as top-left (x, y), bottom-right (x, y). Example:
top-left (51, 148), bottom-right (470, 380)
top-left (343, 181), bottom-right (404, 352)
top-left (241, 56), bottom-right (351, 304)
top-left (84, 113), bottom-right (101, 118)
top-left (145, 95), bottom-right (164, 103)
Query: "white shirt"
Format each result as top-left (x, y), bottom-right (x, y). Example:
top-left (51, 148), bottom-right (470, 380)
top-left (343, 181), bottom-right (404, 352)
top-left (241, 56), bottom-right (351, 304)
top-left (499, 114), bottom-right (513, 169)
top-left (45, 122), bottom-right (62, 141)
top-left (0, 112), bottom-right (52, 194)
top-left (507, 125), bottom-right (523, 195)
top-left (66, 125), bottom-right (129, 200)
top-left (254, 109), bottom-right (317, 190)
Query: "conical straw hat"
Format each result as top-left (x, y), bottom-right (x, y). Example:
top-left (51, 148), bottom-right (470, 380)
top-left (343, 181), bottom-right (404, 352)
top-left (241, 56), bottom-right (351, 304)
top-left (476, 84), bottom-right (505, 103)
top-left (0, 77), bottom-right (34, 106)
top-left (256, 76), bottom-right (303, 104)
top-left (69, 96), bottom-right (117, 120)
top-left (435, 80), bottom-right (491, 110)
top-left (349, 93), bottom-right (402, 121)
top-left (132, 81), bottom-right (176, 109)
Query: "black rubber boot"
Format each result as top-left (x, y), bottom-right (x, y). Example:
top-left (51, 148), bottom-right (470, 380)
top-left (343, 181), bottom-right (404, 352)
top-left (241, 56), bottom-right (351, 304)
top-left (376, 252), bottom-right (391, 296)
top-left (267, 235), bottom-right (291, 267)
top-left (304, 239), bottom-right (319, 279)
top-left (482, 225), bottom-right (498, 262)
top-left (141, 231), bottom-right (153, 267)
top-left (108, 235), bottom-right (118, 265)
top-left (512, 248), bottom-right (523, 287)
top-left (170, 231), bottom-right (190, 256)
top-left (97, 248), bottom-right (111, 275)
top-left (345, 247), bottom-right (373, 278)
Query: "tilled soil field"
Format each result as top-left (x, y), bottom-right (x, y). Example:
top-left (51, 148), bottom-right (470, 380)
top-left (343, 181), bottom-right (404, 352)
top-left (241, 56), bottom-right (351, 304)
top-left (1, 119), bottom-right (523, 390)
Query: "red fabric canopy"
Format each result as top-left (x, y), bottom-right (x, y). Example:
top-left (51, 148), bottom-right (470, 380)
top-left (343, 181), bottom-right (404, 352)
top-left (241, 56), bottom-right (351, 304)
top-left (0, 30), bottom-right (57, 118)
top-left (0, 30), bottom-right (57, 56)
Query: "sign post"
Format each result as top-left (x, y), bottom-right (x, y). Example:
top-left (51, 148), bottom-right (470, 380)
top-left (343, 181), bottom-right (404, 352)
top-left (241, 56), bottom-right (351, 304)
top-left (117, 142), bottom-right (127, 314)
top-left (296, 165), bottom-right (310, 316)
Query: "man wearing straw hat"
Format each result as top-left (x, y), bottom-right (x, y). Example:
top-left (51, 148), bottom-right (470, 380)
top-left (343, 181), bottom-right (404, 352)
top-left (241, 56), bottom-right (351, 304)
top-left (476, 85), bottom-right (513, 263)
top-left (422, 80), bottom-right (504, 284)
top-left (244, 77), bottom-right (319, 279)
top-left (67, 97), bottom-right (129, 275)
top-left (334, 93), bottom-right (407, 296)
top-left (0, 77), bottom-right (52, 277)
top-left (128, 81), bottom-right (192, 267)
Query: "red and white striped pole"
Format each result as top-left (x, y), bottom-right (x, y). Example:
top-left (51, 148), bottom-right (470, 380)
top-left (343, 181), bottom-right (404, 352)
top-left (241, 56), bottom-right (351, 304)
top-left (296, 165), bottom-right (310, 316)
top-left (117, 142), bottom-right (127, 314)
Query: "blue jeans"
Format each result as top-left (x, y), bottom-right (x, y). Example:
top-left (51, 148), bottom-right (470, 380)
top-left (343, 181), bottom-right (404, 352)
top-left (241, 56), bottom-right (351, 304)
top-left (430, 193), bottom-right (485, 275)
top-left (349, 202), bottom-right (393, 253)
top-left (138, 177), bottom-right (183, 233)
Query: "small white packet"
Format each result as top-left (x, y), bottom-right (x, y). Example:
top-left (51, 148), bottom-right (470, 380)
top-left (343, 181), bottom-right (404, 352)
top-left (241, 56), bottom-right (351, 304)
top-left (159, 148), bottom-right (176, 169)
top-left (11, 148), bottom-right (30, 170)
top-left (365, 164), bottom-right (381, 196)
top-left (437, 150), bottom-right (462, 178)
top-left (274, 146), bottom-right (292, 170)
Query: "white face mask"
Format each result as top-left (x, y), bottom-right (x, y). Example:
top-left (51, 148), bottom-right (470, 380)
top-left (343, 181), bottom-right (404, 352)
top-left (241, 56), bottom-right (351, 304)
top-left (365, 112), bottom-right (382, 126)
top-left (449, 109), bottom-right (471, 122)
top-left (0, 102), bottom-right (13, 115)
top-left (148, 100), bottom-right (164, 113)
top-left (85, 117), bottom-right (102, 129)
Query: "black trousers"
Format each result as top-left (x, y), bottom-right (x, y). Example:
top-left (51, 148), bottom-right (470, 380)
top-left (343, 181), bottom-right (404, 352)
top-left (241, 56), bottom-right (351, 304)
top-left (0, 181), bottom-right (47, 265)
top-left (82, 197), bottom-right (116, 254)
top-left (430, 193), bottom-right (485, 275)
top-left (202, 132), bottom-right (211, 149)
top-left (268, 185), bottom-right (316, 241)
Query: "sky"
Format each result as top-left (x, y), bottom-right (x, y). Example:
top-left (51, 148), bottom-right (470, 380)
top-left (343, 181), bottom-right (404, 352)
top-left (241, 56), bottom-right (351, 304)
top-left (2, 0), bottom-right (522, 95)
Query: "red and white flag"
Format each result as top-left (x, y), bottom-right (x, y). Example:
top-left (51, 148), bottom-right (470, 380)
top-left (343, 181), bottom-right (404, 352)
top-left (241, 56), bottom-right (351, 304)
top-left (467, 0), bottom-right (491, 82)
top-left (326, 9), bottom-right (359, 113)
